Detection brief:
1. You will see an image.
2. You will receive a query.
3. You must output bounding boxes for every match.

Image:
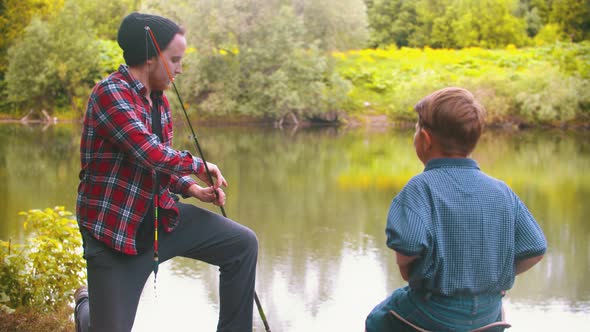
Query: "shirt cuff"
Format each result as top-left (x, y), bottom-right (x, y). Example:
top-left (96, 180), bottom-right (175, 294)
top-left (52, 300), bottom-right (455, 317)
top-left (193, 156), bottom-right (205, 174)
top-left (176, 176), bottom-right (197, 197)
top-left (515, 247), bottom-right (547, 261)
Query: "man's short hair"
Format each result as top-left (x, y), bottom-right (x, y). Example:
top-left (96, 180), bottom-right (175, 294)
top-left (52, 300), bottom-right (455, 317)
top-left (414, 87), bottom-right (486, 155)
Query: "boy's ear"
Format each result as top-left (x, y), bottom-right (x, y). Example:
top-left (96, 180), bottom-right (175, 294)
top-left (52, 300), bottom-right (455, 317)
top-left (421, 128), bottom-right (433, 150)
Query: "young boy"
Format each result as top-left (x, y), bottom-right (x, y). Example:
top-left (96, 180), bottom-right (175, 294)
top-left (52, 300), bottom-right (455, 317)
top-left (365, 87), bottom-right (547, 331)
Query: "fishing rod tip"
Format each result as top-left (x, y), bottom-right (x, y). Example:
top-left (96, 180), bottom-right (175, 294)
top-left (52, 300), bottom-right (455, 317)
top-left (144, 26), bottom-right (151, 31)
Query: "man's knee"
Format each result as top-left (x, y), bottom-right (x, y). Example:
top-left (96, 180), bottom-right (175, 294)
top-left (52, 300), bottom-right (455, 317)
top-left (241, 227), bottom-right (258, 256)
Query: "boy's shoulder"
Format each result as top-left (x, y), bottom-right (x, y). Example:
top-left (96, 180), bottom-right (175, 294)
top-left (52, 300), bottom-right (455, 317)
top-left (397, 166), bottom-right (516, 203)
top-left (393, 173), bottom-right (431, 204)
top-left (409, 163), bottom-right (511, 187)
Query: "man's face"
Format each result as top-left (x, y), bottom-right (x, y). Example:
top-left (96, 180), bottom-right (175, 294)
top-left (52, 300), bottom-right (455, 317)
top-left (149, 33), bottom-right (187, 91)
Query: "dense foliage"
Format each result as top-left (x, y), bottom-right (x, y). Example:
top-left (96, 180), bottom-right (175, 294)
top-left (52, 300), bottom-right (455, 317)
top-left (0, 0), bottom-right (588, 126)
top-left (2, 1), bottom-right (133, 115)
top-left (0, 0), bottom-right (65, 76)
top-left (142, 0), bottom-right (360, 122)
top-left (334, 42), bottom-right (590, 125)
top-left (365, 0), bottom-right (590, 48)
top-left (0, 207), bottom-right (85, 312)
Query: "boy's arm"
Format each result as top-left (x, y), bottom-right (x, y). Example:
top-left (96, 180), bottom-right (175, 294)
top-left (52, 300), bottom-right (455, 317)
top-left (513, 194), bottom-right (547, 276)
top-left (515, 254), bottom-right (544, 276)
top-left (396, 252), bottom-right (419, 281)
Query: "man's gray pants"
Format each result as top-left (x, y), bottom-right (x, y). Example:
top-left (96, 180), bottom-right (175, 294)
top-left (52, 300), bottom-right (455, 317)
top-left (75, 201), bottom-right (258, 332)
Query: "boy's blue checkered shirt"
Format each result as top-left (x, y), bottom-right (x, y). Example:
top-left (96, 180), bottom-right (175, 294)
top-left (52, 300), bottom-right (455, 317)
top-left (386, 158), bottom-right (547, 296)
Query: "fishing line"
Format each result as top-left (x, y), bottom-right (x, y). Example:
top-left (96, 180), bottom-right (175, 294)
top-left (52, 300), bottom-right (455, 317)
top-left (145, 26), bottom-right (271, 332)
top-left (146, 27), bottom-right (160, 297)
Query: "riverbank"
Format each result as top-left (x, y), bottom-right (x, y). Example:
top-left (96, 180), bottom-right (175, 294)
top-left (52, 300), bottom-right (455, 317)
top-left (2, 113), bottom-right (589, 131)
top-left (3, 43), bottom-right (589, 130)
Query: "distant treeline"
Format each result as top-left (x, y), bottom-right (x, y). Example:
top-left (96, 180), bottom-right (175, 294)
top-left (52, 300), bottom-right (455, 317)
top-left (365, 0), bottom-right (590, 48)
top-left (0, 0), bottom-right (588, 126)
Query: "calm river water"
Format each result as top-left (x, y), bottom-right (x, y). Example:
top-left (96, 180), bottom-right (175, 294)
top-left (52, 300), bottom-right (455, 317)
top-left (0, 122), bottom-right (588, 331)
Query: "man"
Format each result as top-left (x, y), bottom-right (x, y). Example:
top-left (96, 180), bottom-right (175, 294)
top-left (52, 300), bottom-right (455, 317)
top-left (75, 12), bottom-right (258, 332)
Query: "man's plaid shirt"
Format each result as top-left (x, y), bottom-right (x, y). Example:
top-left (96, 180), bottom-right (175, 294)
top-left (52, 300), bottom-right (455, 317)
top-left (77, 65), bottom-right (204, 255)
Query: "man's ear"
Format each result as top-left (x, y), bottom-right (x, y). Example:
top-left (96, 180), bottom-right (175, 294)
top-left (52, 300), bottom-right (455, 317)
top-left (146, 57), bottom-right (156, 66)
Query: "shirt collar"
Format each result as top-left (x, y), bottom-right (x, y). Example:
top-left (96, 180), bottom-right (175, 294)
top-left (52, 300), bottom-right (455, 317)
top-left (424, 158), bottom-right (480, 172)
top-left (118, 64), bottom-right (146, 95)
top-left (118, 64), bottom-right (164, 100)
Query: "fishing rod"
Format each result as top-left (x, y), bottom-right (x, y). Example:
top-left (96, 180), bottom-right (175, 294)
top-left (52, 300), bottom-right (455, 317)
top-left (145, 26), bottom-right (271, 332)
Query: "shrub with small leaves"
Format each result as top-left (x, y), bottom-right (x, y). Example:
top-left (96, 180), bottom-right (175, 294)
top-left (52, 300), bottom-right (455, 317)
top-left (0, 207), bottom-right (85, 312)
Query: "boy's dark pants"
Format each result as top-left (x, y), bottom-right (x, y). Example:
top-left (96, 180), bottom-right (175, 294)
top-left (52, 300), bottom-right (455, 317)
top-left (76, 201), bottom-right (259, 332)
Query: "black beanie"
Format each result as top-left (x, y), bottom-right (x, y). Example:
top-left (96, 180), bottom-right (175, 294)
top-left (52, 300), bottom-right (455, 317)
top-left (117, 12), bottom-right (180, 66)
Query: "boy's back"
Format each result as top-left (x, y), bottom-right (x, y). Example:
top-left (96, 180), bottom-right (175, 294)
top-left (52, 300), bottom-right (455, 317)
top-left (387, 157), bottom-right (546, 296)
top-left (365, 87), bottom-right (546, 332)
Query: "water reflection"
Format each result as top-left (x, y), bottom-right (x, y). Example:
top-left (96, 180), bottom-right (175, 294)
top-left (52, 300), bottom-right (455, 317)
top-left (0, 124), bottom-right (80, 239)
top-left (0, 123), bottom-right (588, 331)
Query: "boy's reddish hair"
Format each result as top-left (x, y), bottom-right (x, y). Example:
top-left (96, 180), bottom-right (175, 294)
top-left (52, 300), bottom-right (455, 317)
top-left (414, 87), bottom-right (486, 155)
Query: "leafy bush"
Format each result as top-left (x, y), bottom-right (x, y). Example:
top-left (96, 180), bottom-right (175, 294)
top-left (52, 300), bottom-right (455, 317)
top-left (0, 207), bottom-right (85, 312)
top-left (533, 24), bottom-right (567, 46)
top-left (333, 42), bottom-right (590, 126)
top-left (514, 70), bottom-right (590, 124)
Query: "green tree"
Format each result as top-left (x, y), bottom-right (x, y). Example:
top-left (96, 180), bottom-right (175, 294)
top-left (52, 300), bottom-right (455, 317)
top-left (549, 0), bottom-right (590, 41)
top-left (474, 0), bottom-right (527, 47)
top-left (430, 0), bottom-right (461, 48)
top-left (366, 0), bottom-right (419, 47)
top-left (0, 0), bottom-right (64, 77)
top-left (295, 0), bottom-right (369, 51)
top-left (412, 0), bottom-right (451, 47)
top-left (0, 0), bottom-right (65, 113)
top-left (77, 0), bottom-right (140, 40)
top-left (48, 1), bottom-right (102, 112)
top-left (234, 5), bottom-right (350, 121)
top-left (142, 0), bottom-right (350, 122)
top-left (433, 0), bottom-right (528, 48)
top-left (534, 22), bottom-right (567, 44)
top-left (516, 1), bottom-right (544, 37)
top-left (514, 0), bottom-right (590, 41)
top-left (529, 0), bottom-right (552, 22)
top-left (4, 18), bottom-right (54, 113)
top-left (5, 0), bottom-right (101, 114)
top-left (368, 0), bottom-right (534, 48)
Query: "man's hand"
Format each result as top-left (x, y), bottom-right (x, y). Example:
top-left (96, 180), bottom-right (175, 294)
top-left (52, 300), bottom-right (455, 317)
top-left (196, 162), bottom-right (228, 189)
top-left (187, 184), bottom-right (227, 206)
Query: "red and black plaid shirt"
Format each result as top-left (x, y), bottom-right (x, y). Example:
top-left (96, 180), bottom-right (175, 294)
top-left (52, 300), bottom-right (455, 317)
top-left (77, 65), bottom-right (204, 255)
